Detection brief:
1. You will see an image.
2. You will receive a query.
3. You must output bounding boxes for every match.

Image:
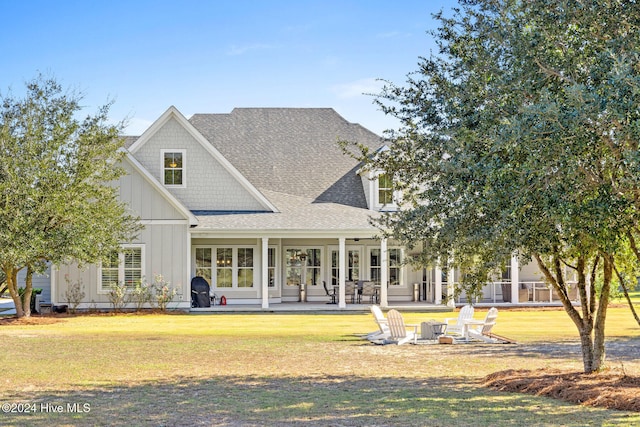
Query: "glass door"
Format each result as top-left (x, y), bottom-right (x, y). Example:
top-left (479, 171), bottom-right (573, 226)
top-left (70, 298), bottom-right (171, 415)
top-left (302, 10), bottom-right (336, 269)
top-left (284, 248), bottom-right (303, 300)
top-left (330, 246), bottom-right (362, 302)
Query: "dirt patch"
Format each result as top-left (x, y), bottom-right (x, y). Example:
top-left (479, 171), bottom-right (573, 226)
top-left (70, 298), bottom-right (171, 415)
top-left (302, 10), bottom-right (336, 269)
top-left (484, 368), bottom-right (640, 412)
top-left (0, 315), bottom-right (68, 325)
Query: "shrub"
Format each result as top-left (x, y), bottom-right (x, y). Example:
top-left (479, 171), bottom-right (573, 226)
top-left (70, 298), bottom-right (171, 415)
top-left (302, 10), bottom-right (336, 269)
top-left (64, 275), bottom-right (85, 314)
top-left (152, 274), bottom-right (180, 311)
top-left (107, 282), bottom-right (129, 312)
top-left (130, 279), bottom-right (153, 311)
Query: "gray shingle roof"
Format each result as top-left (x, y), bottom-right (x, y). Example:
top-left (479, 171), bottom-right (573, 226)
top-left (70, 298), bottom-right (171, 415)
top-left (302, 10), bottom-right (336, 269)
top-left (188, 108), bottom-right (384, 209)
top-left (193, 190), bottom-right (381, 234)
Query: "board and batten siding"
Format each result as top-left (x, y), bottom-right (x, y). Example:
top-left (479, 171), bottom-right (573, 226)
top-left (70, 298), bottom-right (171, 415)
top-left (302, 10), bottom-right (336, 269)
top-left (119, 159), bottom-right (186, 220)
top-left (52, 155), bottom-right (193, 309)
top-left (53, 223), bottom-right (190, 308)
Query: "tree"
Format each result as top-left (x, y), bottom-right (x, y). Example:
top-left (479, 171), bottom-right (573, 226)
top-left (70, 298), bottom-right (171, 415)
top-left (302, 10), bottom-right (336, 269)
top-left (343, 0), bottom-right (640, 373)
top-left (0, 75), bottom-right (141, 317)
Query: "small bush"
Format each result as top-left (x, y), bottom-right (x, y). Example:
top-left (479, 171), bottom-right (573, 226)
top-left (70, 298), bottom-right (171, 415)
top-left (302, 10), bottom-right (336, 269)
top-left (107, 282), bottom-right (129, 312)
top-left (152, 274), bottom-right (180, 311)
top-left (130, 279), bottom-right (153, 311)
top-left (64, 275), bottom-right (85, 314)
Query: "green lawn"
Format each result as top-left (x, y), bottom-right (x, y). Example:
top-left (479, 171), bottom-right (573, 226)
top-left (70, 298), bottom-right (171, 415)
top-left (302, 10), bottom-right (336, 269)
top-left (0, 308), bottom-right (638, 426)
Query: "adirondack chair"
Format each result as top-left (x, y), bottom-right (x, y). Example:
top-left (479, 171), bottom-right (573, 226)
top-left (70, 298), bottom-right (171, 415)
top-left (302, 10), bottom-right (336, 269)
top-left (366, 305), bottom-right (390, 341)
top-left (386, 309), bottom-right (418, 345)
top-left (443, 304), bottom-right (474, 336)
top-left (466, 307), bottom-right (499, 343)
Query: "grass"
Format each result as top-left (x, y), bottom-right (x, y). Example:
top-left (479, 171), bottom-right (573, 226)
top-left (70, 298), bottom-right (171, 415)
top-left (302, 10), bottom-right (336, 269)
top-left (0, 308), bottom-right (639, 426)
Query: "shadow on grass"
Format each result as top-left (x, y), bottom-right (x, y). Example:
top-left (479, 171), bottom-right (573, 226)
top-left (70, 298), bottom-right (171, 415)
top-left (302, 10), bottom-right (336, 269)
top-left (464, 336), bottom-right (640, 363)
top-left (2, 375), bottom-right (638, 427)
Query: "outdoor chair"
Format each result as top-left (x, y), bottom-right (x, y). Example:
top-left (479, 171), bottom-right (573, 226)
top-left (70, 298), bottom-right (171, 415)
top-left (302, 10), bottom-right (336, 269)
top-left (466, 307), bottom-right (499, 343)
top-left (366, 305), bottom-right (391, 341)
top-left (345, 281), bottom-right (356, 303)
top-left (385, 309), bottom-right (418, 345)
top-left (323, 281), bottom-right (337, 304)
top-left (361, 281), bottom-right (377, 304)
top-left (443, 304), bottom-right (474, 336)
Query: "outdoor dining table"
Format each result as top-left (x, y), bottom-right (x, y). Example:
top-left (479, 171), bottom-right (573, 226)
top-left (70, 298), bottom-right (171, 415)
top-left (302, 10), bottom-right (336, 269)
top-left (332, 282), bottom-right (365, 303)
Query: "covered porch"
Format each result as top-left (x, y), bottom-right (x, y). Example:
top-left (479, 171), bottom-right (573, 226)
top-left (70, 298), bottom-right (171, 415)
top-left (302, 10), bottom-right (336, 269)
top-left (189, 232), bottom-right (406, 310)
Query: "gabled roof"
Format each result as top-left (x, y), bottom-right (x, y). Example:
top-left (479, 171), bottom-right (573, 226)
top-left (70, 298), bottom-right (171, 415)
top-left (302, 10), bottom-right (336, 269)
top-left (189, 108), bottom-right (384, 209)
top-left (127, 106), bottom-right (278, 213)
top-left (122, 151), bottom-right (199, 226)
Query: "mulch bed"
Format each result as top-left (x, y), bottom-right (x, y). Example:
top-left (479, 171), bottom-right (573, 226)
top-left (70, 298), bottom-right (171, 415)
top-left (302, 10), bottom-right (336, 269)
top-left (0, 315), bottom-right (65, 325)
top-left (484, 368), bottom-right (640, 412)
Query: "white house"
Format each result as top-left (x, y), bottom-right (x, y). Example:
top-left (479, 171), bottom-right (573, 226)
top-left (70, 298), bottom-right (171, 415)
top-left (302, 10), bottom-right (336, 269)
top-left (43, 106), bottom-right (569, 311)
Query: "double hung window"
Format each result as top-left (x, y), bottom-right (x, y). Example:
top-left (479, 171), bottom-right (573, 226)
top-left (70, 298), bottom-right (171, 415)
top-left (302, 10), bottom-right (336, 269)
top-left (369, 247), bottom-right (402, 286)
top-left (162, 150), bottom-right (185, 187)
top-left (99, 245), bottom-right (145, 291)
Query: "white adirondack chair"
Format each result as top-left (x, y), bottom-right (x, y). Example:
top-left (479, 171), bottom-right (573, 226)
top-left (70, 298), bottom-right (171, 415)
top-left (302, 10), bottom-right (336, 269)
top-left (386, 309), bottom-right (418, 345)
top-left (466, 307), bottom-right (499, 343)
top-left (367, 305), bottom-right (391, 341)
top-left (443, 304), bottom-right (474, 336)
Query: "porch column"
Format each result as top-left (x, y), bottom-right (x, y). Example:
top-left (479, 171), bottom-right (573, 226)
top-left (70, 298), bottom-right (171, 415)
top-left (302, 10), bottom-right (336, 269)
top-left (434, 263), bottom-right (443, 305)
top-left (261, 237), bottom-right (269, 309)
top-left (447, 266), bottom-right (456, 307)
top-left (380, 238), bottom-right (389, 308)
top-left (338, 237), bottom-right (346, 309)
top-left (186, 231), bottom-right (192, 308)
top-left (510, 254), bottom-right (520, 304)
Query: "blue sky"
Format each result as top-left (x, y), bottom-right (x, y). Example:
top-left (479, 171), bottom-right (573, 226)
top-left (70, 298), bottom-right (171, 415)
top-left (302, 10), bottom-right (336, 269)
top-left (1, 0), bottom-right (453, 136)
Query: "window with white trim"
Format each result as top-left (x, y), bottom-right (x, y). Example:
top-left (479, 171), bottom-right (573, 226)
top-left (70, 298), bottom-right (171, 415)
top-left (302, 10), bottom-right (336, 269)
top-left (237, 248), bottom-right (254, 288)
top-left (194, 246), bottom-right (255, 289)
top-left (99, 245), bottom-right (145, 291)
top-left (268, 247), bottom-right (277, 288)
top-left (369, 247), bottom-right (402, 286)
top-left (285, 248), bottom-right (322, 287)
top-left (377, 173), bottom-right (394, 205)
top-left (162, 149), bottom-right (185, 187)
top-left (195, 247), bottom-right (213, 284)
top-left (216, 248), bottom-right (233, 288)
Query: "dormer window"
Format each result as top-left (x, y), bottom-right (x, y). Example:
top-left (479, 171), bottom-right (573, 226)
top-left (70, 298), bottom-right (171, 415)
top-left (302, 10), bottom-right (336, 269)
top-left (162, 149), bottom-right (185, 187)
top-left (373, 172), bottom-right (398, 210)
top-left (377, 173), bottom-right (394, 205)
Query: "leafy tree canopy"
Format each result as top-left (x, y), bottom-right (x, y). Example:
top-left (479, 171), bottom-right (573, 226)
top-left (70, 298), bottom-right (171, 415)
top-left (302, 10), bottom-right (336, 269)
top-left (0, 75), bottom-right (141, 317)
top-left (344, 0), bottom-right (640, 372)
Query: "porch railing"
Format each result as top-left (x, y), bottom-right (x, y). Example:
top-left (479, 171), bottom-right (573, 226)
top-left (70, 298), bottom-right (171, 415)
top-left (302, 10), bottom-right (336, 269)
top-left (454, 281), bottom-right (579, 304)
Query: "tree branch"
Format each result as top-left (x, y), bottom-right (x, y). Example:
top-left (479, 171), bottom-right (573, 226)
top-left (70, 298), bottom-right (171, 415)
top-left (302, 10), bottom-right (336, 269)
top-left (612, 260), bottom-right (640, 326)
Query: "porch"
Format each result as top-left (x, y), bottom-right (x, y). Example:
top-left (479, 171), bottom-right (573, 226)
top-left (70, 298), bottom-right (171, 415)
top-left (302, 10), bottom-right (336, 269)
top-left (188, 300), bottom-right (569, 313)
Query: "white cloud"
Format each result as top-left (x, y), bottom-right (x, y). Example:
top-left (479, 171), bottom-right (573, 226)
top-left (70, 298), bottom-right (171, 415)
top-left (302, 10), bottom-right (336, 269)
top-left (331, 78), bottom-right (385, 99)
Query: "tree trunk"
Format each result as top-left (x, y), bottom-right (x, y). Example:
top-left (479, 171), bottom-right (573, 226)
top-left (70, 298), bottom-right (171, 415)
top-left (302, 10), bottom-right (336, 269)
top-left (533, 252), bottom-right (603, 373)
top-left (22, 265), bottom-right (34, 317)
top-left (591, 254), bottom-right (613, 372)
top-left (4, 267), bottom-right (26, 318)
top-left (578, 328), bottom-right (595, 373)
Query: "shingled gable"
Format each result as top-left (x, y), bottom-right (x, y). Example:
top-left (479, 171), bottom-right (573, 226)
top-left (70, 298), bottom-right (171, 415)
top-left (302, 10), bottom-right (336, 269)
top-left (188, 108), bottom-right (385, 208)
top-left (122, 151), bottom-right (198, 226)
top-left (127, 106), bottom-right (278, 213)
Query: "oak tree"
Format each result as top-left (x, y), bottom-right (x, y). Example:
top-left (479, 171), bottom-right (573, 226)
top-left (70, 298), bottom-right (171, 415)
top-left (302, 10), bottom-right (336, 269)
top-left (346, 0), bottom-right (640, 372)
top-left (0, 75), bottom-right (140, 317)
